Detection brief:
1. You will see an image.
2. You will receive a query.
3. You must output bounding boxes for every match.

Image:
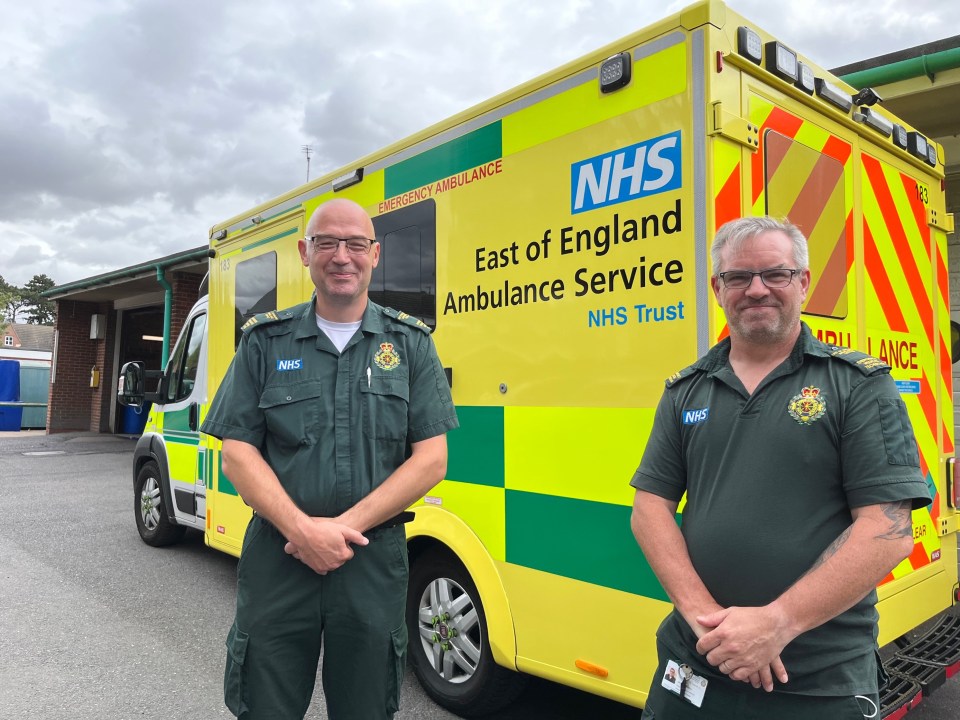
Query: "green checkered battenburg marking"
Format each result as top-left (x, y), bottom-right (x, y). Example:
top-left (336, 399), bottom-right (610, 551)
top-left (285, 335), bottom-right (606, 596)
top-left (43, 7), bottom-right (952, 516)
top-left (217, 450), bottom-right (239, 496)
top-left (444, 405), bottom-right (666, 600)
top-left (384, 122), bottom-right (502, 198)
top-left (505, 491), bottom-right (669, 602)
top-left (446, 405), bottom-right (504, 488)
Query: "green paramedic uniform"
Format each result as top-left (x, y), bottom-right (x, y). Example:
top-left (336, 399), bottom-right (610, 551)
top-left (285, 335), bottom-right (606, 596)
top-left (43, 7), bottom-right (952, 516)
top-left (201, 298), bottom-right (459, 720)
top-left (631, 324), bottom-right (930, 717)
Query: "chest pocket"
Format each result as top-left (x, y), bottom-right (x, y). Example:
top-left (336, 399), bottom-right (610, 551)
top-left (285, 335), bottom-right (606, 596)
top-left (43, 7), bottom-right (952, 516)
top-left (360, 376), bottom-right (409, 442)
top-left (259, 378), bottom-right (323, 447)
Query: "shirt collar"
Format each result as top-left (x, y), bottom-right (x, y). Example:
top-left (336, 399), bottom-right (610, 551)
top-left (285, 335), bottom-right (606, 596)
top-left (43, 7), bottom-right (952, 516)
top-left (293, 294), bottom-right (384, 339)
top-left (694, 322), bottom-right (820, 377)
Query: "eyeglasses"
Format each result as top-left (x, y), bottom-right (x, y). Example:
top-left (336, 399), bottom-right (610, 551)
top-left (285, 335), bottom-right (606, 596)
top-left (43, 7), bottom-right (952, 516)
top-left (717, 268), bottom-right (799, 289)
top-left (306, 235), bottom-right (375, 254)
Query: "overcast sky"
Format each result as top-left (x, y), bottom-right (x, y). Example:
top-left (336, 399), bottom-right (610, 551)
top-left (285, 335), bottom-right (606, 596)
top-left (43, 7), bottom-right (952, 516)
top-left (2, 0), bottom-right (956, 288)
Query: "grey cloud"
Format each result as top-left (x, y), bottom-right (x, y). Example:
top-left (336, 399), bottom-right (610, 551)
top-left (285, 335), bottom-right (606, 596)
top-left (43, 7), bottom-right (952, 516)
top-left (5, 0), bottom-right (960, 288)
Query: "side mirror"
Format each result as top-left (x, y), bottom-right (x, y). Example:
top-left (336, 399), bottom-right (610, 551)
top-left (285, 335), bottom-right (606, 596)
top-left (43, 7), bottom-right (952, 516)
top-left (118, 361), bottom-right (146, 407)
top-left (952, 321), bottom-right (960, 365)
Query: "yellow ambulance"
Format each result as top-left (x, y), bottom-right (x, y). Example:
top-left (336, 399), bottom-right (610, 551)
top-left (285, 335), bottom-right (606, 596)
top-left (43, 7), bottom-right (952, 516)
top-left (118, 1), bottom-right (960, 715)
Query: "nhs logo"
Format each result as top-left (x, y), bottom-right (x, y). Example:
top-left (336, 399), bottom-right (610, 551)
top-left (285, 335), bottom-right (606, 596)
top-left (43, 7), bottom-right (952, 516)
top-left (277, 359), bottom-right (303, 371)
top-left (682, 407), bottom-right (709, 425)
top-left (571, 131), bottom-right (681, 214)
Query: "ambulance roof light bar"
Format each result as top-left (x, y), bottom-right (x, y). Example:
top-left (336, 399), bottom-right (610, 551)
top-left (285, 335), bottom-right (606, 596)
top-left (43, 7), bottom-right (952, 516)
top-left (854, 107), bottom-right (893, 138)
top-left (907, 132), bottom-right (929, 163)
top-left (599, 52), bottom-right (632, 93)
top-left (737, 27), bottom-right (762, 65)
top-left (814, 78), bottom-right (853, 113)
top-left (765, 41), bottom-right (798, 82)
top-left (926, 143), bottom-right (938, 167)
top-left (333, 168), bottom-right (363, 191)
top-left (795, 63), bottom-right (815, 94)
top-left (892, 124), bottom-right (909, 150)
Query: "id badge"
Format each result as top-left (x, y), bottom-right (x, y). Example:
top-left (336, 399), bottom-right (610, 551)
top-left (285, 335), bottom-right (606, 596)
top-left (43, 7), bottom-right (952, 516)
top-left (661, 660), bottom-right (708, 708)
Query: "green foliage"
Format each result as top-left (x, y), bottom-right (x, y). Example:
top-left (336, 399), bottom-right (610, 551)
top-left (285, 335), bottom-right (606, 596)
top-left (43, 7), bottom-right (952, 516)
top-left (0, 274), bottom-right (56, 325)
top-left (22, 274), bottom-right (56, 326)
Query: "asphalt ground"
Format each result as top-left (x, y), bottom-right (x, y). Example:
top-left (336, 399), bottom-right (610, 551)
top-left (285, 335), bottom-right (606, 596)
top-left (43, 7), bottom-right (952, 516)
top-left (0, 432), bottom-right (642, 720)
top-left (0, 431), bottom-right (957, 719)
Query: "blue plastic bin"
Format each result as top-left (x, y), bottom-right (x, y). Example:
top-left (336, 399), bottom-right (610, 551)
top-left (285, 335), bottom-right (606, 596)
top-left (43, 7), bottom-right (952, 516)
top-left (121, 402), bottom-right (151, 434)
top-left (0, 360), bottom-right (22, 431)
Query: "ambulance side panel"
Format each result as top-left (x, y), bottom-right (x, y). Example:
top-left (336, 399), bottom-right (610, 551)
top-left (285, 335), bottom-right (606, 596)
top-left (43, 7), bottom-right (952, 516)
top-left (204, 213), bottom-right (306, 556)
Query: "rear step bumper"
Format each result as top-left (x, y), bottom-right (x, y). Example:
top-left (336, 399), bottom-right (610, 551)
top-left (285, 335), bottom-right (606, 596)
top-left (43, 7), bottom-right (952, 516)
top-left (881, 613), bottom-right (960, 718)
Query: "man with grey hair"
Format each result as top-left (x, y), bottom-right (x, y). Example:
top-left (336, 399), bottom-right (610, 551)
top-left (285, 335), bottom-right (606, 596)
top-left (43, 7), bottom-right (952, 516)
top-left (631, 216), bottom-right (929, 718)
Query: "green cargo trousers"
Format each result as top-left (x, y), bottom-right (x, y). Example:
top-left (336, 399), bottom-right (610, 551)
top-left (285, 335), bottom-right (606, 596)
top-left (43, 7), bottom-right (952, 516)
top-left (641, 642), bottom-right (880, 720)
top-left (224, 516), bottom-right (409, 719)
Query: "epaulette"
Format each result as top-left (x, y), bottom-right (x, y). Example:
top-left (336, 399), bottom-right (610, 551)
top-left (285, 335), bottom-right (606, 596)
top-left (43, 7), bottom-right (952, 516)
top-left (381, 306), bottom-right (432, 334)
top-left (824, 346), bottom-right (891, 376)
top-left (240, 309), bottom-right (296, 334)
top-left (665, 364), bottom-right (700, 388)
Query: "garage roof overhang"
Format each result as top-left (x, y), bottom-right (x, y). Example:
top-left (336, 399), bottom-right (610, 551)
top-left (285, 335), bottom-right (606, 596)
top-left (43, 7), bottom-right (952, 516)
top-left (43, 246), bottom-right (213, 304)
top-left (833, 36), bottom-right (960, 173)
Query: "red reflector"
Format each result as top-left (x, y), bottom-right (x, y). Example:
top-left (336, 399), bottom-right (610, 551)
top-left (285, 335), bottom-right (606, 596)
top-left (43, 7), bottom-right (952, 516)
top-left (948, 661), bottom-right (960, 678)
top-left (716, 50), bottom-right (724, 73)
top-left (886, 689), bottom-right (923, 720)
top-left (950, 457), bottom-right (958, 508)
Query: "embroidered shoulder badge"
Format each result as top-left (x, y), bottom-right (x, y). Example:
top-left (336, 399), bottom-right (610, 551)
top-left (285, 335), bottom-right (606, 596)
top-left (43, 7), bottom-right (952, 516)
top-left (374, 342), bottom-right (401, 371)
top-left (787, 386), bottom-right (826, 425)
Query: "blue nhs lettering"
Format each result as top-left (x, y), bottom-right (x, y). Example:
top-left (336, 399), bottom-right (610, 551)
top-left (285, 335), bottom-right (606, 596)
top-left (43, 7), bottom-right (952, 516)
top-left (571, 131), bottom-right (681, 214)
top-left (682, 407), bottom-right (709, 425)
top-left (276, 359), bottom-right (303, 371)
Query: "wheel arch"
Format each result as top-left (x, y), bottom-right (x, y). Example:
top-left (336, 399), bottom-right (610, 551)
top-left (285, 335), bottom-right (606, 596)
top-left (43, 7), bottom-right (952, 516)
top-left (407, 505), bottom-right (517, 670)
top-left (132, 433), bottom-right (177, 525)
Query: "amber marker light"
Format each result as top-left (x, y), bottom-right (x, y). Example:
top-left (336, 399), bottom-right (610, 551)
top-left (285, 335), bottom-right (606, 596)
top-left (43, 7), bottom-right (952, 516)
top-left (575, 659), bottom-right (610, 678)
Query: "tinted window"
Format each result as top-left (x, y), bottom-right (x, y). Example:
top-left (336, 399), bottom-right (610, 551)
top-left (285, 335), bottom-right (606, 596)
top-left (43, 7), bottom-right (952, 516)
top-left (235, 252), bottom-right (278, 347)
top-left (370, 199), bottom-right (437, 328)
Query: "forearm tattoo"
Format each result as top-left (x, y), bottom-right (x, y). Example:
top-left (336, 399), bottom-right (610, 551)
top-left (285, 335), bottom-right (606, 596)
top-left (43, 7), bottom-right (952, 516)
top-left (809, 525), bottom-right (852, 573)
top-left (802, 501), bottom-right (913, 579)
top-left (876, 500), bottom-right (913, 540)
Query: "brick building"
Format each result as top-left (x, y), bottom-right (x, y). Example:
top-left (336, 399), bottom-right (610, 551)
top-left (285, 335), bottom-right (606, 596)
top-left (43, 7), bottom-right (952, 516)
top-left (44, 247), bottom-right (210, 433)
top-left (1, 323), bottom-right (54, 366)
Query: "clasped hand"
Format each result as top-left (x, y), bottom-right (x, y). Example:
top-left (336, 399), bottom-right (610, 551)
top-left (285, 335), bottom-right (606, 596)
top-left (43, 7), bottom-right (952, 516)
top-left (695, 606), bottom-right (791, 692)
top-left (284, 517), bottom-right (368, 574)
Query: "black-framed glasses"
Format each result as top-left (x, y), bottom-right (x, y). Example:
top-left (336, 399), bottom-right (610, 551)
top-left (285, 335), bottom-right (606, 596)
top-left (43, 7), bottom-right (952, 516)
top-left (306, 235), bottom-right (375, 255)
top-left (717, 268), bottom-right (799, 289)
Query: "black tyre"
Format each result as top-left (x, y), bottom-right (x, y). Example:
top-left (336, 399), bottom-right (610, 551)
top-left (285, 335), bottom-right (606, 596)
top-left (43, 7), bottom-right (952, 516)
top-left (134, 461), bottom-right (186, 547)
top-left (407, 548), bottom-right (527, 717)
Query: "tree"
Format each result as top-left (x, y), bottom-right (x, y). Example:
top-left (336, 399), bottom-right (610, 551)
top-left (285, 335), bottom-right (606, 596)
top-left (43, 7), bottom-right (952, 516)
top-left (22, 274), bottom-right (57, 326)
top-left (0, 275), bottom-right (27, 324)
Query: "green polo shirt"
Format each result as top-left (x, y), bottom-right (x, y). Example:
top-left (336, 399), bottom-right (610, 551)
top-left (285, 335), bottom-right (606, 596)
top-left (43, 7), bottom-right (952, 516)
top-left (631, 323), bottom-right (930, 695)
top-left (201, 298), bottom-right (458, 517)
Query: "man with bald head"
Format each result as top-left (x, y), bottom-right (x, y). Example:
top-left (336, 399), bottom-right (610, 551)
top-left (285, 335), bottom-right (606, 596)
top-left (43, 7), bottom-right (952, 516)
top-left (202, 198), bottom-right (458, 719)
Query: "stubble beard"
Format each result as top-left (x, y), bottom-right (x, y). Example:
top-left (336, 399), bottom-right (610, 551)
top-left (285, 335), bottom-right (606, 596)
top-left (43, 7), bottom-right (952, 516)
top-left (729, 304), bottom-right (799, 345)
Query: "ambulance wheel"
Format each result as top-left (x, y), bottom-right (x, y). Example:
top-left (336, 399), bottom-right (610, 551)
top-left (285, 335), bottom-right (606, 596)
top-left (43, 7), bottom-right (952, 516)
top-left (134, 461), bottom-right (185, 547)
top-left (406, 548), bottom-right (527, 717)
